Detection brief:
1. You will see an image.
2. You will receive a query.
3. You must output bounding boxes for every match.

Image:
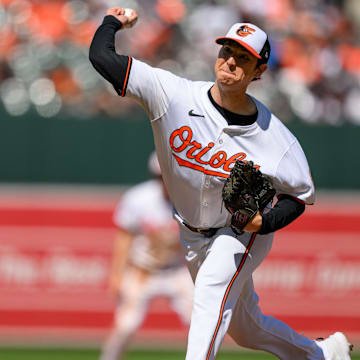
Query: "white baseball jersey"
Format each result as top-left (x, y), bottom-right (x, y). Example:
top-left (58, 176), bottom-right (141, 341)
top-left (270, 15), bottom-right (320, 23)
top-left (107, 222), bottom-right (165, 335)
top-left (126, 59), bottom-right (315, 229)
top-left (113, 179), bottom-right (181, 271)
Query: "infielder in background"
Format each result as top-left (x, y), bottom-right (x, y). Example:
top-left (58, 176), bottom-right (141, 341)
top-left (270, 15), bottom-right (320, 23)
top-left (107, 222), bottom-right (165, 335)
top-left (100, 152), bottom-right (193, 360)
top-left (90, 7), bottom-right (352, 360)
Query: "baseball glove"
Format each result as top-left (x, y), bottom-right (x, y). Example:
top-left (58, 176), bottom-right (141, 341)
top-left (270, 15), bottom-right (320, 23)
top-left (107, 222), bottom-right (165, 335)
top-left (222, 160), bottom-right (276, 234)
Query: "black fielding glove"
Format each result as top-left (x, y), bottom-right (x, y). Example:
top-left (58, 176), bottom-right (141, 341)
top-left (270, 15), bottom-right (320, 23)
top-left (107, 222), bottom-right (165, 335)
top-left (222, 160), bottom-right (276, 235)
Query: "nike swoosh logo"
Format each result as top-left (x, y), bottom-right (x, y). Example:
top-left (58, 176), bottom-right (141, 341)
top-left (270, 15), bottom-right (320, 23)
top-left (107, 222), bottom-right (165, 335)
top-left (185, 250), bottom-right (197, 262)
top-left (188, 109), bottom-right (205, 118)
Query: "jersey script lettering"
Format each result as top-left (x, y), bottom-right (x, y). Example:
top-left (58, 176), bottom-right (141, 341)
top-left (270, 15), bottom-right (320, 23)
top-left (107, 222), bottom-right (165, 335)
top-left (169, 126), bottom-right (260, 178)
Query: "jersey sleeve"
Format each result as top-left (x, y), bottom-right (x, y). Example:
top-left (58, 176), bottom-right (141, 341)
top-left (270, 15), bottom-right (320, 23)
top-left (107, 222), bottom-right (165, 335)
top-left (112, 193), bottom-right (140, 233)
top-left (89, 16), bottom-right (183, 120)
top-left (125, 58), bottom-right (183, 120)
top-left (272, 141), bottom-right (315, 204)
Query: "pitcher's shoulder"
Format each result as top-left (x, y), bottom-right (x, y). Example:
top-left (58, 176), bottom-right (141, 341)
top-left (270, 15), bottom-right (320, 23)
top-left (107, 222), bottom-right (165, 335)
top-left (252, 97), bottom-right (299, 145)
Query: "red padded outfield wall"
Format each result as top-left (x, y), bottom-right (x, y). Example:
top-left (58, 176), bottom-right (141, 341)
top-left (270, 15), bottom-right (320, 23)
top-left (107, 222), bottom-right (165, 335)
top-left (0, 187), bottom-right (359, 346)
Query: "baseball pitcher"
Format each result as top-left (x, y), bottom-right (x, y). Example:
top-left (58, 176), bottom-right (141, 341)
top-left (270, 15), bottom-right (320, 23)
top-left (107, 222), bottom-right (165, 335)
top-left (90, 7), bottom-right (352, 360)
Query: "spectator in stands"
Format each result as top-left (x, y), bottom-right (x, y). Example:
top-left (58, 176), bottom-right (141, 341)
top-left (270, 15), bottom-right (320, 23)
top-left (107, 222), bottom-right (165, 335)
top-left (0, 0), bottom-right (359, 123)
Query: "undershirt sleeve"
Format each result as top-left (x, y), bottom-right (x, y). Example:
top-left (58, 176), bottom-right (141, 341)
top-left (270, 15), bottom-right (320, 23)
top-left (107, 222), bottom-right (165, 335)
top-left (89, 15), bottom-right (184, 120)
top-left (258, 194), bottom-right (305, 235)
top-left (89, 15), bottom-right (132, 96)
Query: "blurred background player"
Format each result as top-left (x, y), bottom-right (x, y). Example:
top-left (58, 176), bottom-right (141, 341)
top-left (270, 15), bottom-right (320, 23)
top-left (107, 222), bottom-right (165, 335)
top-left (100, 151), bottom-right (193, 360)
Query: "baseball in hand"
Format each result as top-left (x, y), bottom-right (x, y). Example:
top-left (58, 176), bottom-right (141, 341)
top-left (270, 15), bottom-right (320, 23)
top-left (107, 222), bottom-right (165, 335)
top-left (123, 8), bottom-right (138, 28)
top-left (123, 8), bottom-right (133, 17)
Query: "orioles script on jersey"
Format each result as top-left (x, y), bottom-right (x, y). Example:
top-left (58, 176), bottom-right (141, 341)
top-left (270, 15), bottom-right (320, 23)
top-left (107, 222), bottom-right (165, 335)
top-left (169, 126), bottom-right (259, 178)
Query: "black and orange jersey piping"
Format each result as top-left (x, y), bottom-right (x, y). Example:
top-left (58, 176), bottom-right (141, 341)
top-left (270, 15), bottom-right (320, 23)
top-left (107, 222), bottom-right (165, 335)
top-left (121, 56), bottom-right (132, 96)
top-left (89, 15), bottom-right (132, 97)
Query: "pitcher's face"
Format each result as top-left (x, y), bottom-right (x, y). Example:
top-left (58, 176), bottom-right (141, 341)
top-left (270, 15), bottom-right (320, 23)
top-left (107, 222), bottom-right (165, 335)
top-left (215, 41), bottom-right (266, 89)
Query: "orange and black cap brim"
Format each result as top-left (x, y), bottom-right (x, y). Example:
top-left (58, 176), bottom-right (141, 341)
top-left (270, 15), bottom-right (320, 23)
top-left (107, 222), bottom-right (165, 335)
top-left (215, 37), bottom-right (262, 59)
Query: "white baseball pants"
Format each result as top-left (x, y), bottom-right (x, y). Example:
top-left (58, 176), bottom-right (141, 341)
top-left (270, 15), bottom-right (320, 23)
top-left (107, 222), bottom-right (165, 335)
top-left (100, 264), bottom-right (193, 360)
top-left (178, 224), bottom-right (325, 360)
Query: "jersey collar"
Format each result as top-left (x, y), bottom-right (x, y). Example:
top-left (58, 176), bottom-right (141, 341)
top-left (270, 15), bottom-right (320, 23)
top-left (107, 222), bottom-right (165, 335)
top-left (202, 83), bottom-right (261, 135)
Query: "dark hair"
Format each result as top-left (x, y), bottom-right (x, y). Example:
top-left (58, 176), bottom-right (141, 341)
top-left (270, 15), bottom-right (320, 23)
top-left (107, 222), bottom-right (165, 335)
top-left (252, 39), bottom-right (270, 81)
top-left (257, 38), bottom-right (271, 66)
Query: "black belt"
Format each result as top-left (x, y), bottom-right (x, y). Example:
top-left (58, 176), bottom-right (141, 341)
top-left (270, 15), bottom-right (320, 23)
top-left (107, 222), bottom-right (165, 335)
top-left (183, 223), bottom-right (220, 237)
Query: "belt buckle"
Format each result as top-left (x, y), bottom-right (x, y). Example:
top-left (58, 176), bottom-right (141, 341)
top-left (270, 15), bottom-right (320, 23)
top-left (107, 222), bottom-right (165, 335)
top-left (199, 228), bottom-right (218, 237)
top-left (183, 222), bottom-right (218, 238)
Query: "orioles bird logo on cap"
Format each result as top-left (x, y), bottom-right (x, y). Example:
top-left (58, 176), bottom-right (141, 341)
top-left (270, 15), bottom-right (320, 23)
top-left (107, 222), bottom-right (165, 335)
top-left (237, 25), bottom-right (255, 37)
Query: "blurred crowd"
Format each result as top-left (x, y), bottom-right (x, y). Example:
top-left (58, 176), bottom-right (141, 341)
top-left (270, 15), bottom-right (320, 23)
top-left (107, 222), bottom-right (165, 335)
top-left (0, 0), bottom-right (359, 125)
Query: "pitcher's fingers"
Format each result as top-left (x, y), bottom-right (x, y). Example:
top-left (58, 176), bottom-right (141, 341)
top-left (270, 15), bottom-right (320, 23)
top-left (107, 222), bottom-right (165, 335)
top-left (128, 10), bottom-right (138, 22)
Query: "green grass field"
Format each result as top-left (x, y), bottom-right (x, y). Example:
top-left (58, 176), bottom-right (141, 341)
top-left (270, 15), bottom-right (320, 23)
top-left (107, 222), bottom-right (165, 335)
top-left (0, 348), bottom-right (358, 360)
